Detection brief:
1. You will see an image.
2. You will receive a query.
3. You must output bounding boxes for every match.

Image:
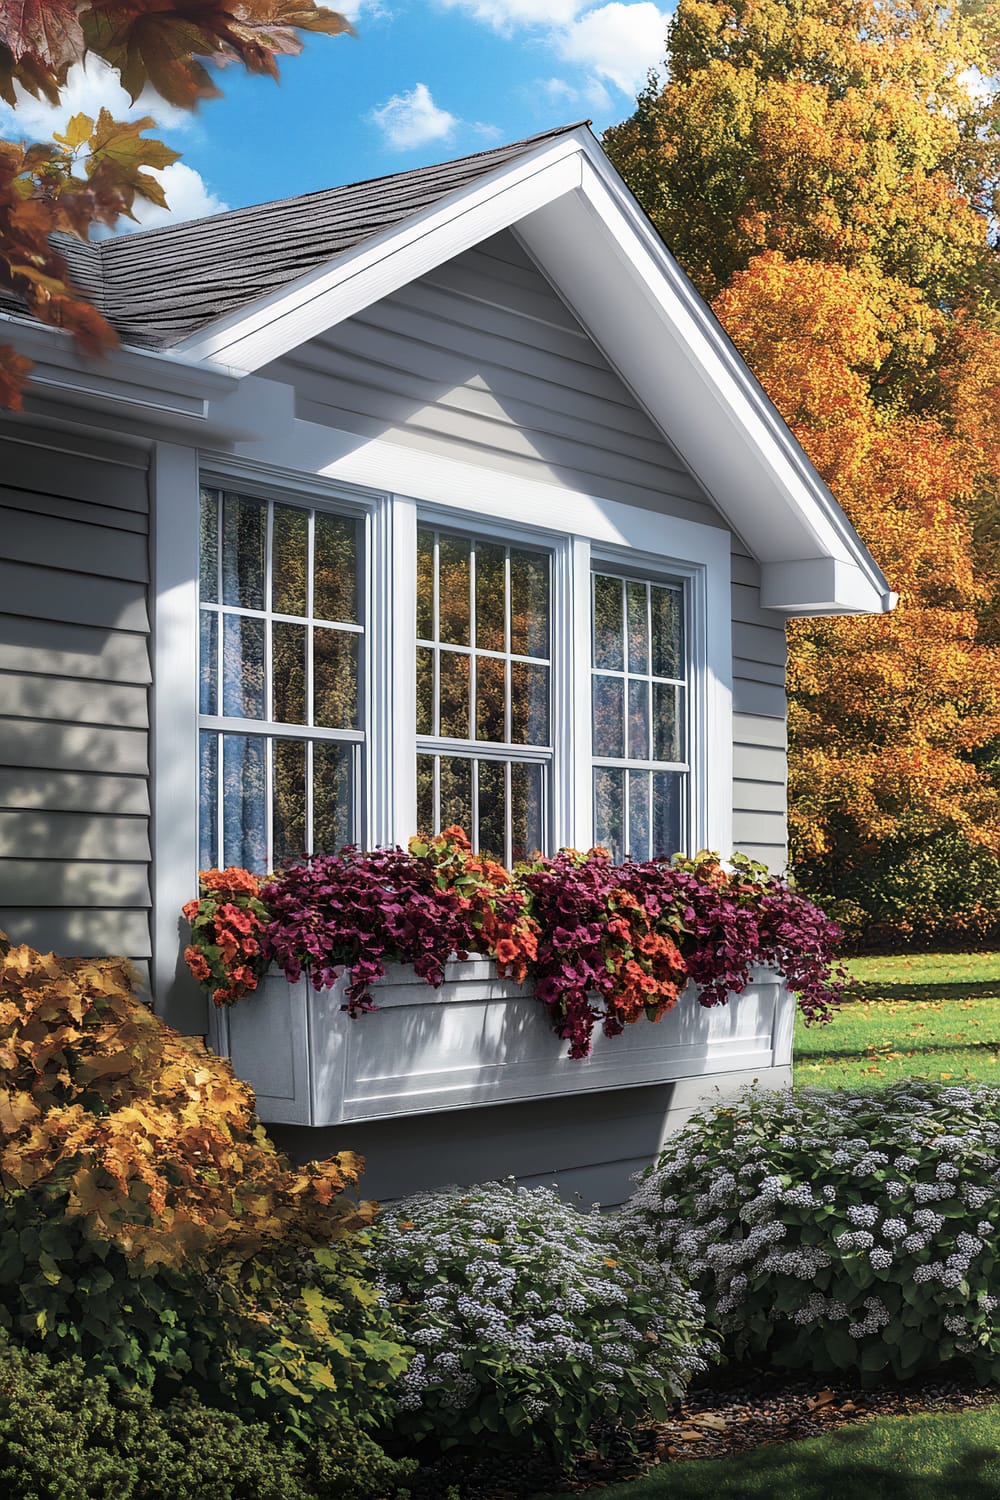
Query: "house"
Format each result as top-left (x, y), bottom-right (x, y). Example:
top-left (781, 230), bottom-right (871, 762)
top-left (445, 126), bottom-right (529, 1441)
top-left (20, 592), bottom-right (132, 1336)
top-left (0, 124), bottom-right (893, 1203)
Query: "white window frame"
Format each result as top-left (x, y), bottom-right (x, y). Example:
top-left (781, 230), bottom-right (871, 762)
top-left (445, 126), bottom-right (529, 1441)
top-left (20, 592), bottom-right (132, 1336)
top-left (152, 439), bottom-right (733, 1019)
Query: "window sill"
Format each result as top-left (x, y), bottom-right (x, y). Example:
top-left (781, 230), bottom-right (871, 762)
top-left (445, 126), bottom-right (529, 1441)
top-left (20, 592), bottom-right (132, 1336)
top-left (213, 960), bottom-right (793, 1128)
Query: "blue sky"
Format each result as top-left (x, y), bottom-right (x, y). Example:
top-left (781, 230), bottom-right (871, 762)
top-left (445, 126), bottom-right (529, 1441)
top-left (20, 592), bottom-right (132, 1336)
top-left (0, 1), bottom-right (672, 230)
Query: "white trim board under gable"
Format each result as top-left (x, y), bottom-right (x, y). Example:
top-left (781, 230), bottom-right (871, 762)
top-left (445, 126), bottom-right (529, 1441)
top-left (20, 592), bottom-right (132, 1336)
top-left (170, 126), bottom-right (893, 621)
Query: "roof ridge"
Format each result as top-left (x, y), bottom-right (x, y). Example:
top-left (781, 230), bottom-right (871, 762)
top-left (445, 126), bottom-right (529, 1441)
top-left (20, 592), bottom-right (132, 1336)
top-left (100, 121), bottom-right (592, 255)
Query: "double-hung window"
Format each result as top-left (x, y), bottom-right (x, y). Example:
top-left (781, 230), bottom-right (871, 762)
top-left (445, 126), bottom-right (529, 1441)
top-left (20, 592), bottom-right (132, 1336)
top-left (591, 568), bottom-right (687, 862)
top-left (414, 525), bottom-right (551, 866)
top-left (197, 486), bottom-right (364, 873)
top-left (193, 484), bottom-right (713, 882)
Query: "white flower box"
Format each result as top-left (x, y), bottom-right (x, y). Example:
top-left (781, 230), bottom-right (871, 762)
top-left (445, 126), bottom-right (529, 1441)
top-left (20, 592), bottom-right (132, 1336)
top-left (212, 959), bottom-right (794, 1129)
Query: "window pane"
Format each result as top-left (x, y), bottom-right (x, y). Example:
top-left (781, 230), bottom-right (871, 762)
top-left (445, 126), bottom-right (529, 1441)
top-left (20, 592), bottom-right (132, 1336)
top-left (510, 549), bottom-right (549, 658)
top-left (438, 535), bottom-right (471, 646)
top-left (273, 739), bottom-right (306, 866)
top-left (314, 512), bottom-right (358, 624)
top-left (416, 528), bottom-right (435, 641)
top-left (272, 504), bottom-right (308, 617)
top-left (439, 756), bottom-right (473, 837)
top-left (439, 650), bottom-right (470, 739)
top-left (476, 541), bottom-right (506, 652)
top-left (199, 612), bottom-right (217, 715)
top-left (627, 678), bottom-right (649, 760)
top-left (592, 675), bottom-right (624, 757)
top-left (478, 759), bottom-right (507, 862)
top-left (199, 730), bottom-right (218, 870)
top-left (222, 734), bottom-right (266, 872)
top-left (272, 621), bottom-right (306, 725)
top-left (652, 771), bottom-right (682, 859)
top-left (416, 646), bottom-right (435, 736)
top-left (626, 580), bottom-right (649, 674)
top-left (511, 762), bottom-right (543, 864)
top-left (199, 489), bottom-right (219, 604)
top-left (511, 662), bottom-right (549, 746)
top-left (476, 654), bottom-right (506, 742)
top-left (313, 741), bottom-right (354, 854)
top-left (221, 493), bottom-right (265, 609)
top-left (417, 753), bottom-right (435, 835)
top-left (651, 585), bottom-right (683, 679)
top-left (593, 766), bottom-right (624, 865)
top-left (653, 682), bottom-right (683, 762)
top-left (593, 574), bottom-right (623, 670)
top-left (628, 770), bottom-right (650, 863)
top-left (222, 614), bottom-right (265, 720)
top-left (313, 628), bottom-right (358, 729)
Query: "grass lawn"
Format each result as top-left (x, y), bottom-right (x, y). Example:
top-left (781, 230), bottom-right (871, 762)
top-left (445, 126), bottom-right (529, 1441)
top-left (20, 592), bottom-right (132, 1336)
top-left (541, 1408), bottom-right (1000, 1499)
top-left (794, 951), bottom-right (1000, 1090)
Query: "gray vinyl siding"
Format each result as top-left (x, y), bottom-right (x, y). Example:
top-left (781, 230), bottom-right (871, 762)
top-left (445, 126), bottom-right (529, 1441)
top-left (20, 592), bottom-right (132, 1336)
top-left (0, 420), bottom-right (151, 965)
top-left (268, 230), bottom-right (722, 529)
top-left (731, 546), bottom-right (788, 869)
top-left (269, 230), bottom-right (788, 870)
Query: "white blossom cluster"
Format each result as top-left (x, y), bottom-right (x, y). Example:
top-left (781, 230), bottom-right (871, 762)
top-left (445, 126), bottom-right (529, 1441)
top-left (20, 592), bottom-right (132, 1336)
top-left (615, 1082), bottom-right (1000, 1378)
top-left (371, 1178), bottom-right (712, 1439)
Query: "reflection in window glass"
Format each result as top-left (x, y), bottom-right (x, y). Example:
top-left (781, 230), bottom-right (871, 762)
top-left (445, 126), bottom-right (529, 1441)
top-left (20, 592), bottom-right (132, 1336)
top-left (199, 487), bottom-right (363, 871)
top-left (591, 570), bottom-right (686, 862)
top-left (415, 526), bottom-right (551, 865)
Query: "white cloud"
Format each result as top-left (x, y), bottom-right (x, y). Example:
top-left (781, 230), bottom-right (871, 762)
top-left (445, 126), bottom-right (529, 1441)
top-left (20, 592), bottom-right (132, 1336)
top-left (538, 73), bottom-right (613, 113)
top-left (554, 2), bottom-right (668, 95)
top-left (0, 57), bottom-right (190, 143)
top-left (436, 0), bottom-right (667, 101)
top-left (438, 0), bottom-right (583, 29)
top-left (111, 162), bottom-right (229, 234)
top-left (370, 82), bottom-right (459, 149)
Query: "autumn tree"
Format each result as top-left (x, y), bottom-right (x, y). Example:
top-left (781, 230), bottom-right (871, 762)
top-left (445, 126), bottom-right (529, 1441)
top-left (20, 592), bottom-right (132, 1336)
top-left (606, 0), bottom-right (1000, 945)
top-left (0, 1), bottom-right (351, 408)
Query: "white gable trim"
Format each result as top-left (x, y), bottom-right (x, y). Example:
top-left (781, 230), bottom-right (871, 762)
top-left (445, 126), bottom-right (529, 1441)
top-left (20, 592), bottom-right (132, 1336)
top-left (168, 127), bottom-right (892, 620)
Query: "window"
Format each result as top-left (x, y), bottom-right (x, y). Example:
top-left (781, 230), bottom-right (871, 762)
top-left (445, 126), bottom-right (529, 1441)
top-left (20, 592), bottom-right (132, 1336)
top-left (591, 569), bottom-right (687, 862)
top-left (414, 526), bottom-right (550, 865)
top-left (197, 487), bottom-right (364, 872)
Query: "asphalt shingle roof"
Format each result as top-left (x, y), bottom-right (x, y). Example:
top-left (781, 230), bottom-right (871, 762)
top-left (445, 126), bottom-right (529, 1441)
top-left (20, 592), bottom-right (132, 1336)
top-left (1, 123), bottom-right (585, 353)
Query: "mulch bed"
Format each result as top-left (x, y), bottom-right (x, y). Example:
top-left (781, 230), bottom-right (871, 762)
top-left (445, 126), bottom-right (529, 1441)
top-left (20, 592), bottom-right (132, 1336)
top-left (411, 1370), bottom-right (1000, 1497)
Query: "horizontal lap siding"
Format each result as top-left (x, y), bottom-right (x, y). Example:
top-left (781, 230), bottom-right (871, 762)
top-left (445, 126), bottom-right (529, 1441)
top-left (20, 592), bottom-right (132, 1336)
top-left (731, 546), bottom-right (788, 870)
top-left (270, 230), bottom-right (721, 527)
top-left (0, 421), bottom-right (151, 961)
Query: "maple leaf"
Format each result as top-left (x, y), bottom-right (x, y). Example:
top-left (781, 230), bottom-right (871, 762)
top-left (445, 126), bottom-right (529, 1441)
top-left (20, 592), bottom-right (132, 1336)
top-left (0, 0), bottom-right (84, 72)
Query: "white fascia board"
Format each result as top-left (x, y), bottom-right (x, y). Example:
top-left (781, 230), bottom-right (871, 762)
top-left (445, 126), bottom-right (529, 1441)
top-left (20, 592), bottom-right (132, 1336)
top-left (1, 313), bottom-right (295, 444)
top-left (171, 135), bottom-right (586, 370)
top-left (760, 558), bottom-right (898, 615)
top-left (513, 142), bottom-right (894, 618)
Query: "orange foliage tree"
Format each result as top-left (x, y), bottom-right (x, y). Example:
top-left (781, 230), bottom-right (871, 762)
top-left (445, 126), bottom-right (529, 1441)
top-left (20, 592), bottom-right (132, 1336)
top-left (606, 0), bottom-right (1000, 942)
top-left (0, 0), bottom-right (351, 409)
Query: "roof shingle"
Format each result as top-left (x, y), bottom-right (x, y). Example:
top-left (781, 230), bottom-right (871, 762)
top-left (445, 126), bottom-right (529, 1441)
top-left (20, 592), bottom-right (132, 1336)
top-left (1, 123), bottom-right (586, 353)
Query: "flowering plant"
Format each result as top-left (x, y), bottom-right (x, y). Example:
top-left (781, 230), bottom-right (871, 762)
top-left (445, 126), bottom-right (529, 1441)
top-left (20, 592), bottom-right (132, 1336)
top-left (181, 837), bottom-right (845, 1054)
top-left (515, 849), bottom-right (688, 1059)
top-left (260, 844), bottom-right (482, 1017)
top-left (373, 1178), bottom-right (711, 1461)
top-left (410, 826), bottom-right (539, 981)
top-left (618, 1080), bottom-right (1000, 1383)
top-left (182, 867), bottom-right (271, 1006)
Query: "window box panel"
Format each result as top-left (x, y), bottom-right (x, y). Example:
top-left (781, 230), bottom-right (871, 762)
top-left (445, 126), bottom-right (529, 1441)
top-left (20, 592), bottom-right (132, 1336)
top-left (216, 962), bottom-right (792, 1129)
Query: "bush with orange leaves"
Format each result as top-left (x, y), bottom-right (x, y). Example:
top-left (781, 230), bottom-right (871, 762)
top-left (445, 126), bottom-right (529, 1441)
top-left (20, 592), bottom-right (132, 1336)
top-left (0, 928), bottom-right (410, 1438)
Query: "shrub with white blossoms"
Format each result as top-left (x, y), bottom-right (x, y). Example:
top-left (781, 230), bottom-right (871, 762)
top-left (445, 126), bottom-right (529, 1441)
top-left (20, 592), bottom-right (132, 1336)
top-left (617, 1081), bottom-right (1000, 1383)
top-left (372, 1179), bottom-right (711, 1461)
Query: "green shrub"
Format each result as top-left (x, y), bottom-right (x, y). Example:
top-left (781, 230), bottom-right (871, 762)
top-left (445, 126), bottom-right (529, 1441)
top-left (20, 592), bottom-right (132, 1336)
top-left (0, 1337), bottom-right (415, 1500)
top-left (372, 1179), bottom-right (711, 1463)
top-left (793, 831), bottom-right (1000, 952)
top-left (618, 1081), bottom-right (1000, 1382)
